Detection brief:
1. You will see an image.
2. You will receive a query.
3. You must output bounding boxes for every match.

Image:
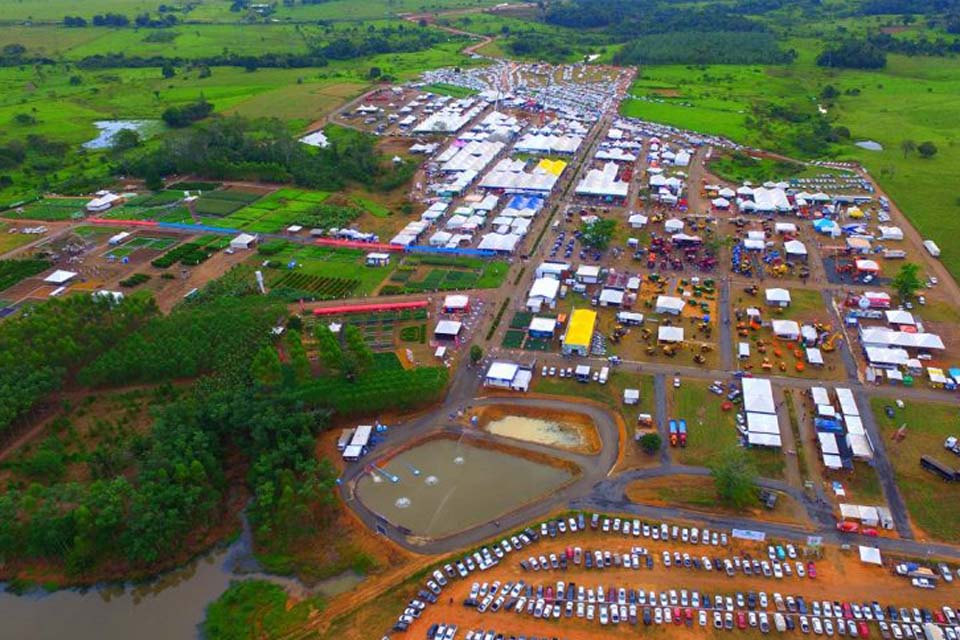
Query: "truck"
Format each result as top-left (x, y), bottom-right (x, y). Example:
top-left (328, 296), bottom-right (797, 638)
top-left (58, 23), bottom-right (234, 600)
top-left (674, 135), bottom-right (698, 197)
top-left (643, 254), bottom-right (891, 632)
top-left (921, 455), bottom-right (958, 481)
top-left (883, 249), bottom-right (906, 260)
top-left (669, 420), bottom-right (678, 447)
top-left (678, 419), bottom-right (688, 447)
top-left (924, 240), bottom-right (941, 258)
top-left (598, 366), bottom-right (609, 385)
top-left (945, 437), bottom-right (960, 457)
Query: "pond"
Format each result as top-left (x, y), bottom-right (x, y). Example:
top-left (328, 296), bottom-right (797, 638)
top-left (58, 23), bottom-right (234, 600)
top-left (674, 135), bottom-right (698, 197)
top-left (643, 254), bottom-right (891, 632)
top-left (83, 120), bottom-right (162, 150)
top-left (484, 413), bottom-right (595, 452)
top-left (355, 438), bottom-right (573, 538)
top-left (0, 514), bottom-right (358, 639)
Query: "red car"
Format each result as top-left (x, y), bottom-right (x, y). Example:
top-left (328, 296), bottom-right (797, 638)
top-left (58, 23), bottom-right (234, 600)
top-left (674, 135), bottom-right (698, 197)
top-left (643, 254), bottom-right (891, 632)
top-left (838, 521), bottom-right (860, 533)
top-left (674, 607), bottom-right (683, 625)
top-left (737, 612), bottom-right (747, 630)
top-left (935, 611), bottom-right (947, 624)
top-left (686, 607), bottom-right (694, 621)
top-left (861, 527), bottom-right (879, 537)
top-left (843, 603), bottom-right (854, 619)
top-left (857, 621), bottom-right (869, 637)
top-left (807, 561), bottom-right (817, 579)
top-left (545, 586), bottom-right (553, 603)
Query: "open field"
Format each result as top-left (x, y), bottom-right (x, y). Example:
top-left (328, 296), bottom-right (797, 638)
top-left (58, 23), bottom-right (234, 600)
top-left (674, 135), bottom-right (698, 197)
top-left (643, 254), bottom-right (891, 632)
top-left (871, 397), bottom-right (960, 543)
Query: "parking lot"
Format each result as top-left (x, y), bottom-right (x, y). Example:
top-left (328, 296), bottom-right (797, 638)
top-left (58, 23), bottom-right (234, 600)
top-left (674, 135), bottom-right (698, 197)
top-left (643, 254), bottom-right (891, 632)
top-left (390, 514), bottom-right (959, 640)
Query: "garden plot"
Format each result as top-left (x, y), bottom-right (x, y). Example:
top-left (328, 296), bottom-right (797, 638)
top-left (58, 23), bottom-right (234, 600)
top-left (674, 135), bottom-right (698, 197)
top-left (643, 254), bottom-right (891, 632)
top-left (382, 256), bottom-right (508, 295)
top-left (6, 198), bottom-right (87, 221)
top-left (259, 244), bottom-right (391, 299)
top-left (193, 189), bottom-right (262, 217)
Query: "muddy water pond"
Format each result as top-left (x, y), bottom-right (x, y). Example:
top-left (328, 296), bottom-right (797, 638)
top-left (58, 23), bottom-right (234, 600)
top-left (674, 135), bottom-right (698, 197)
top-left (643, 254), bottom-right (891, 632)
top-left (484, 414), bottom-right (594, 451)
top-left (356, 438), bottom-right (573, 538)
top-left (0, 518), bottom-right (359, 638)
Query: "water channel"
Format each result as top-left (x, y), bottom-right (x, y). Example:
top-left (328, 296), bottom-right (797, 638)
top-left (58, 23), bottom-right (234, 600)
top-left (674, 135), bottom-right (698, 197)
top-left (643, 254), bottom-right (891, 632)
top-left (0, 513), bottom-right (358, 638)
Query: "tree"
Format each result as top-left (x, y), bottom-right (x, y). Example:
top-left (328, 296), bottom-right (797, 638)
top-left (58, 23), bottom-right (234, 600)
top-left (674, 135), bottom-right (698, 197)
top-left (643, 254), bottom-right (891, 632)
top-left (579, 218), bottom-right (617, 250)
top-left (638, 432), bottom-right (662, 455)
top-left (368, 66), bottom-right (382, 79)
top-left (314, 325), bottom-right (343, 371)
top-left (918, 141), bottom-right (938, 158)
top-left (111, 128), bottom-right (141, 153)
top-left (144, 169), bottom-right (163, 192)
top-left (892, 263), bottom-right (923, 301)
top-left (161, 63), bottom-right (176, 79)
top-left (709, 447), bottom-right (758, 508)
top-left (251, 345), bottom-right (282, 387)
top-left (820, 84), bottom-right (839, 100)
top-left (13, 113), bottom-right (35, 126)
top-left (470, 345), bottom-right (483, 365)
top-left (900, 139), bottom-right (916, 158)
top-left (343, 325), bottom-right (373, 372)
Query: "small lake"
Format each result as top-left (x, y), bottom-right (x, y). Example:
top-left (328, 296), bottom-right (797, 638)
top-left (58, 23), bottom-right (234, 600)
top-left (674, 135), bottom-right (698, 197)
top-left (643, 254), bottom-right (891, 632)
top-left (83, 120), bottom-right (162, 150)
top-left (356, 438), bottom-right (572, 538)
top-left (0, 514), bottom-right (359, 639)
top-left (485, 414), bottom-right (590, 451)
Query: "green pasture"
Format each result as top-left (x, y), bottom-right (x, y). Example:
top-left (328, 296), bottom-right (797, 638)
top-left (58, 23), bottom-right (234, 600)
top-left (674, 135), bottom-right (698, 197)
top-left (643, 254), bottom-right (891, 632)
top-left (263, 245), bottom-right (391, 297)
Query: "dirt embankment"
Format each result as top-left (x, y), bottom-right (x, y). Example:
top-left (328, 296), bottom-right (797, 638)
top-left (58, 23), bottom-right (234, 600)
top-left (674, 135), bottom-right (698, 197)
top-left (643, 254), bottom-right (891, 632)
top-left (473, 404), bottom-right (602, 454)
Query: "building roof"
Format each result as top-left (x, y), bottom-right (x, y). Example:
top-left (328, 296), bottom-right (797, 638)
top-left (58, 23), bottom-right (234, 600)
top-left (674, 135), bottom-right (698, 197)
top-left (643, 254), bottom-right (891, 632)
top-left (443, 294), bottom-right (469, 309)
top-left (44, 269), bottom-right (77, 285)
top-left (529, 317), bottom-right (558, 333)
top-left (529, 277), bottom-right (560, 300)
top-left (434, 320), bottom-right (463, 336)
top-left (772, 319), bottom-right (800, 337)
top-left (655, 295), bottom-right (685, 313)
top-left (742, 377), bottom-right (776, 414)
top-left (746, 412), bottom-right (780, 435)
top-left (658, 326), bottom-right (684, 342)
top-left (564, 309), bottom-right (597, 348)
top-left (765, 288), bottom-right (791, 304)
top-left (486, 361), bottom-right (519, 381)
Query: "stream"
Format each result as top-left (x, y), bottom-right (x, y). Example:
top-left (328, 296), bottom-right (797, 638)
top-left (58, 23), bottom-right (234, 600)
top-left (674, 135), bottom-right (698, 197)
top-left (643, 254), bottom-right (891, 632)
top-left (0, 512), bottom-right (362, 638)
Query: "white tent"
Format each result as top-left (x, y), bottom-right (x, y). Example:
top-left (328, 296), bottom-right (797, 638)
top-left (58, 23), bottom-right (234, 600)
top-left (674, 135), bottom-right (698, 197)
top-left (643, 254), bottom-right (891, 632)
top-left (858, 546), bottom-right (882, 566)
top-left (784, 240), bottom-right (807, 256)
top-left (655, 295), bottom-right (685, 315)
top-left (664, 219), bottom-right (684, 233)
top-left (658, 326), bottom-right (684, 343)
top-left (765, 288), bottom-right (791, 307)
top-left (772, 319), bottom-right (800, 340)
top-left (742, 378), bottom-right (776, 414)
top-left (44, 269), bottom-right (77, 285)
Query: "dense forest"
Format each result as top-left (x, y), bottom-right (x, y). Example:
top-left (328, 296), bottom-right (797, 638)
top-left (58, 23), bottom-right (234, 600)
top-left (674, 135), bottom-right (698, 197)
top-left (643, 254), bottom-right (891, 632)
top-left (0, 280), bottom-right (447, 579)
top-left (118, 117), bottom-right (414, 193)
top-left (614, 31), bottom-right (795, 66)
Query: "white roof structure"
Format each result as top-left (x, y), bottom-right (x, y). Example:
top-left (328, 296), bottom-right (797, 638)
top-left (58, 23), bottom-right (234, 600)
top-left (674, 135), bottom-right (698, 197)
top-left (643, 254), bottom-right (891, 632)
top-left (655, 295), bottom-right (685, 315)
top-left (772, 319), bottom-right (801, 339)
top-left (664, 219), bottom-right (684, 233)
top-left (823, 454), bottom-right (843, 469)
top-left (617, 311), bottom-right (644, 324)
top-left (529, 317), bottom-right (558, 334)
top-left (44, 269), bottom-right (77, 285)
top-left (529, 277), bottom-right (560, 301)
top-left (859, 546), bottom-right (882, 566)
top-left (807, 348), bottom-right (824, 365)
top-left (860, 327), bottom-right (945, 350)
top-left (434, 320), bottom-right (463, 337)
top-left (443, 294), bottom-right (470, 310)
top-left (599, 288), bottom-right (625, 306)
top-left (836, 388), bottom-right (859, 416)
top-left (819, 432), bottom-right (840, 455)
top-left (865, 346), bottom-right (910, 366)
top-left (576, 162), bottom-right (629, 197)
top-left (879, 226), bottom-right (903, 241)
top-left (775, 222), bottom-right (797, 234)
top-left (785, 240), bottom-right (807, 256)
top-left (576, 264), bottom-right (601, 281)
top-left (628, 213), bottom-right (648, 228)
top-left (743, 238), bottom-right (765, 251)
top-left (849, 434), bottom-right (874, 460)
top-left (299, 130), bottom-right (329, 148)
top-left (658, 326), bottom-right (684, 343)
top-left (441, 140), bottom-right (505, 173)
top-left (811, 387), bottom-right (830, 406)
top-left (765, 288), bottom-right (791, 305)
top-left (478, 232), bottom-right (521, 252)
top-left (623, 389), bottom-right (640, 404)
top-left (748, 432), bottom-right (782, 447)
top-left (742, 378), bottom-right (776, 414)
top-left (846, 415), bottom-right (865, 436)
top-left (885, 310), bottom-right (915, 326)
top-left (746, 412), bottom-right (780, 435)
top-left (486, 361), bottom-right (519, 382)
top-left (535, 261), bottom-right (569, 279)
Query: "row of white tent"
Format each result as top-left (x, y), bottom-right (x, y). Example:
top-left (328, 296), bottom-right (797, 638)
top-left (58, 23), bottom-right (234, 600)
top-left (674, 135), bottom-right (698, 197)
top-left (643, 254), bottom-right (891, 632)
top-left (742, 377), bottom-right (782, 448)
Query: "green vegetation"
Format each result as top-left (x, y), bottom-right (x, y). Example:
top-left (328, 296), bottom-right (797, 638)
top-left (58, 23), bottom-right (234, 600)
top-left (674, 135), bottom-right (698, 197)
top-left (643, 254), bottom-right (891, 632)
top-left (892, 263), bottom-right (923, 301)
top-left (0, 258), bottom-right (49, 291)
top-left (202, 580), bottom-right (324, 640)
top-left (872, 398), bottom-right (960, 542)
top-left (118, 273), bottom-right (150, 288)
top-left (709, 152), bottom-right (805, 184)
top-left (382, 256), bottom-right (508, 295)
top-left (710, 446), bottom-right (760, 509)
top-left (421, 82), bottom-right (479, 98)
top-left (579, 218), bottom-right (616, 250)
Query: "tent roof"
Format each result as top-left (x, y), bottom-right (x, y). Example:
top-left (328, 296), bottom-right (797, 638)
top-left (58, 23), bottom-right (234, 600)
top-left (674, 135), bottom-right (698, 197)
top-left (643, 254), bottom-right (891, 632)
top-left (44, 269), bottom-right (77, 284)
top-left (742, 377), bottom-right (776, 414)
top-left (658, 326), bottom-right (684, 342)
top-left (859, 546), bottom-right (882, 565)
top-left (486, 361), bottom-right (519, 381)
top-left (434, 320), bottom-right (463, 336)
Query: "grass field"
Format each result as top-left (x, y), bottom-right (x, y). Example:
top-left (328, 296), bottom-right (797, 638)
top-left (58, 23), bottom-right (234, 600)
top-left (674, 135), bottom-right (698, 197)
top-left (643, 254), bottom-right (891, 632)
top-left (0, 224), bottom-right (38, 255)
top-left (871, 397), bottom-right (960, 542)
top-left (265, 245), bottom-right (391, 297)
top-left (671, 380), bottom-right (784, 479)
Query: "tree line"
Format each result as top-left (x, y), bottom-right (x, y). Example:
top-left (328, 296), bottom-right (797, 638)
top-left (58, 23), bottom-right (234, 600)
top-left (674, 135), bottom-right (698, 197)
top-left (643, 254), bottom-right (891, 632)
top-left (613, 31), bottom-right (795, 66)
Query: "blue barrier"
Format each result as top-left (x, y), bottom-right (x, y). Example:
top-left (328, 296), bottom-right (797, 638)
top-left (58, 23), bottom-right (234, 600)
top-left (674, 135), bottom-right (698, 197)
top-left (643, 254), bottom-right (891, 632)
top-left (157, 222), bottom-right (240, 234)
top-left (406, 245), bottom-right (497, 258)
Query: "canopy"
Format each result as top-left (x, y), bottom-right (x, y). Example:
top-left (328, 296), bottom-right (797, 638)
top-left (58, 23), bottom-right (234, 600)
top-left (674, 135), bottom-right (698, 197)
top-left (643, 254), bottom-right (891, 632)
top-left (859, 546), bottom-right (882, 565)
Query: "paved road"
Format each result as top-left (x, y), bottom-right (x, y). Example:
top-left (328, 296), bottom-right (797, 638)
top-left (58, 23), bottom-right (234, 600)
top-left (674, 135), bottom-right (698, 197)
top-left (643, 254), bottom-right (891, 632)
top-left (718, 279), bottom-right (734, 371)
top-left (653, 374), bottom-right (671, 464)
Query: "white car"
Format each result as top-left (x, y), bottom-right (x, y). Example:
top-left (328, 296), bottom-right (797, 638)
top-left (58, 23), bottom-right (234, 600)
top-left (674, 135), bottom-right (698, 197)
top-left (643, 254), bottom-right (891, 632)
top-left (674, 377), bottom-right (681, 388)
top-left (700, 610), bottom-right (708, 627)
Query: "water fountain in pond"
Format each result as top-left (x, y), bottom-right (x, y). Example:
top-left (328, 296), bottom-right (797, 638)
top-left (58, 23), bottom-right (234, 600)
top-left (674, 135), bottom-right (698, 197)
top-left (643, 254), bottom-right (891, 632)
top-left (424, 475), bottom-right (439, 486)
top-left (405, 463), bottom-right (421, 477)
top-left (371, 466), bottom-right (400, 483)
top-left (395, 497), bottom-right (411, 509)
top-left (453, 456), bottom-right (465, 465)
